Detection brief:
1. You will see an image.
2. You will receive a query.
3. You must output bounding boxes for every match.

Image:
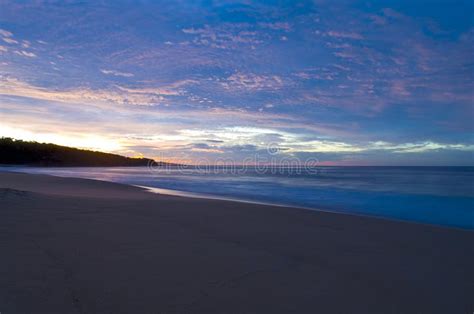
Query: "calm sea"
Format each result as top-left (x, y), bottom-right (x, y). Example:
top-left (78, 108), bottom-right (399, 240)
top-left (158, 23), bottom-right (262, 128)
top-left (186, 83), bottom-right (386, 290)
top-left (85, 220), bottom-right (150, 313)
top-left (3, 166), bottom-right (473, 229)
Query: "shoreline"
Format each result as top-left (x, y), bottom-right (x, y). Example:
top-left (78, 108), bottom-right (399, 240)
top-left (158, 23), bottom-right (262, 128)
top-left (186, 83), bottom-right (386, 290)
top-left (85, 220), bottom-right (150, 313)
top-left (2, 168), bottom-right (470, 230)
top-left (1, 171), bottom-right (473, 313)
top-left (137, 184), bottom-right (472, 232)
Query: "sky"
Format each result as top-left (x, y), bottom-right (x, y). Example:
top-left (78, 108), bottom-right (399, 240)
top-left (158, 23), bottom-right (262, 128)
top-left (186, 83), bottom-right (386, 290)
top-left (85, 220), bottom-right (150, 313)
top-left (0, 0), bottom-right (473, 165)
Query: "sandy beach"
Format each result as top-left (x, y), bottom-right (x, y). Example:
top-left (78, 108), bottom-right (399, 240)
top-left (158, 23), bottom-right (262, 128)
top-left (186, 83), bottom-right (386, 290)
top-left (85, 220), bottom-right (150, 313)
top-left (0, 171), bottom-right (472, 313)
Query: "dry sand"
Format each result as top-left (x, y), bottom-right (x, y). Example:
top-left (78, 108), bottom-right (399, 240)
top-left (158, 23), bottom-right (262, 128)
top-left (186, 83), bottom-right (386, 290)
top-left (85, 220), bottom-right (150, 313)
top-left (0, 171), bottom-right (472, 313)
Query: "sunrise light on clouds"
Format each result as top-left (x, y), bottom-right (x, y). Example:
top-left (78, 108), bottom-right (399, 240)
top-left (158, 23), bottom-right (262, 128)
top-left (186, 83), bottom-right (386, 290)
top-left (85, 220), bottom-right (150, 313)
top-left (0, 0), bottom-right (473, 165)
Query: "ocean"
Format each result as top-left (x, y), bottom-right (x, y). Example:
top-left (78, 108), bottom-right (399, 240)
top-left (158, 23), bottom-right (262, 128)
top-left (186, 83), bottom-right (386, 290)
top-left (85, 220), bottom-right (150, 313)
top-left (3, 166), bottom-right (473, 229)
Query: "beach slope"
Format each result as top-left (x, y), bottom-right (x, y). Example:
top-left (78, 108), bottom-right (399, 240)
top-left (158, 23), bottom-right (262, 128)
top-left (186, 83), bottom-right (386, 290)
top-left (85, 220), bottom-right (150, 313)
top-left (0, 171), bottom-right (472, 313)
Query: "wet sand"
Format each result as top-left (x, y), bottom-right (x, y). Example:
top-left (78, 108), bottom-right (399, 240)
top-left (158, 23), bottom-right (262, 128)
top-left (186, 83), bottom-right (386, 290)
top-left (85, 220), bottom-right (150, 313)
top-left (0, 171), bottom-right (472, 313)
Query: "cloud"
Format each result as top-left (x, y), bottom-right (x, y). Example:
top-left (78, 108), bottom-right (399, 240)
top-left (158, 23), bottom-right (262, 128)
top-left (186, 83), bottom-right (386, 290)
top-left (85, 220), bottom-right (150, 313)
top-left (100, 69), bottom-right (134, 77)
top-left (181, 27), bottom-right (204, 34)
top-left (0, 1), bottom-right (472, 164)
top-left (221, 73), bottom-right (283, 91)
top-left (390, 81), bottom-right (410, 97)
top-left (14, 50), bottom-right (36, 58)
top-left (21, 40), bottom-right (30, 48)
top-left (182, 24), bottom-right (263, 49)
top-left (282, 139), bottom-right (474, 154)
top-left (1, 76), bottom-right (337, 136)
top-left (2, 87), bottom-right (472, 165)
top-left (287, 140), bottom-right (364, 153)
top-left (371, 141), bottom-right (474, 153)
top-left (0, 77), bottom-right (202, 110)
top-left (326, 31), bottom-right (363, 40)
top-left (0, 76), bottom-right (171, 106)
top-left (190, 143), bottom-right (224, 153)
top-left (0, 29), bottom-right (38, 58)
top-left (2, 37), bottom-right (18, 44)
top-left (259, 22), bottom-right (291, 32)
top-left (176, 126), bottom-right (359, 155)
top-left (117, 79), bottom-right (197, 96)
top-left (0, 29), bottom-right (13, 37)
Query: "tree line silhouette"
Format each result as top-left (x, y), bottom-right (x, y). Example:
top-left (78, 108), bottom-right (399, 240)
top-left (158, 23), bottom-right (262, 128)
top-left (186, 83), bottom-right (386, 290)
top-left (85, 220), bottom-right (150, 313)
top-left (0, 137), bottom-right (157, 167)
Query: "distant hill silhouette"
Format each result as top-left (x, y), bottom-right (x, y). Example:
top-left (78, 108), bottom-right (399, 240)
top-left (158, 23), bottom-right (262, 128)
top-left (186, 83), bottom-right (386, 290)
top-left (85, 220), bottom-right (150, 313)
top-left (0, 137), bottom-right (166, 167)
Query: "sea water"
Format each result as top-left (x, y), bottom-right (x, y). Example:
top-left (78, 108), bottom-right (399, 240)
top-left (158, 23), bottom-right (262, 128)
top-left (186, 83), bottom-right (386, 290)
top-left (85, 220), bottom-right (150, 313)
top-left (3, 166), bottom-right (473, 229)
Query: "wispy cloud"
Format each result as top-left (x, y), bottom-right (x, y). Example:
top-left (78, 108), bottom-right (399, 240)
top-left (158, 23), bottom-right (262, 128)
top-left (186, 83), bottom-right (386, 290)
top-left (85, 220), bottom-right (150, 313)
top-left (370, 141), bottom-right (474, 153)
top-left (0, 29), bottom-right (13, 37)
top-left (0, 1), bottom-right (472, 164)
top-left (0, 76), bottom-right (175, 106)
top-left (14, 50), bottom-right (36, 58)
top-left (100, 69), bottom-right (134, 77)
top-left (117, 79), bottom-right (197, 96)
top-left (0, 28), bottom-right (38, 59)
top-left (2, 37), bottom-right (18, 44)
top-left (182, 24), bottom-right (263, 49)
top-left (326, 31), bottom-right (363, 40)
top-left (259, 22), bottom-right (291, 32)
top-left (221, 73), bottom-right (283, 91)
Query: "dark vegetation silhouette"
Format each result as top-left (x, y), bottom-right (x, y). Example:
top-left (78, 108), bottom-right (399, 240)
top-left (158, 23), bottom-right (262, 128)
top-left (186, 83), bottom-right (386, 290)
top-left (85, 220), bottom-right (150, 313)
top-left (0, 137), bottom-right (161, 167)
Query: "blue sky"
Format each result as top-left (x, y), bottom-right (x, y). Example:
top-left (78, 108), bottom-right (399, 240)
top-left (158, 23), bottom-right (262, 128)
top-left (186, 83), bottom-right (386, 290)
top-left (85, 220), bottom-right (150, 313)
top-left (0, 0), bottom-right (473, 165)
